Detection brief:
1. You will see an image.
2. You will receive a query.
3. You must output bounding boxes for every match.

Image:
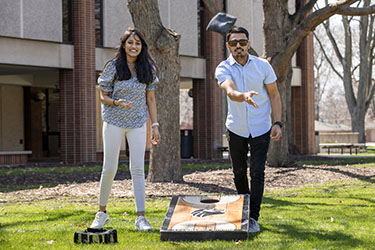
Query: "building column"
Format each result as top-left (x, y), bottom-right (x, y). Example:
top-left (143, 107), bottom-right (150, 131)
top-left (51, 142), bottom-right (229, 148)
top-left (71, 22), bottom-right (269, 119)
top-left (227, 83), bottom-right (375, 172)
top-left (290, 0), bottom-right (316, 154)
top-left (24, 87), bottom-right (44, 159)
top-left (193, 0), bottom-right (224, 159)
top-left (291, 32), bottom-right (316, 154)
top-left (59, 0), bottom-right (96, 163)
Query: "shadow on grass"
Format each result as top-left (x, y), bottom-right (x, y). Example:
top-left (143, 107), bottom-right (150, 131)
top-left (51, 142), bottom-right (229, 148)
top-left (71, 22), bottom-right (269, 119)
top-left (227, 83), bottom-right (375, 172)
top-left (256, 196), bottom-right (366, 247)
top-left (263, 196), bottom-right (373, 210)
top-left (346, 195), bottom-right (375, 204)
top-left (257, 224), bottom-right (364, 248)
top-left (1, 209), bottom-right (90, 229)
top-left (268, 164), bottom-right (375, 185)
top-left (308, 165), bottom-right (375, 184)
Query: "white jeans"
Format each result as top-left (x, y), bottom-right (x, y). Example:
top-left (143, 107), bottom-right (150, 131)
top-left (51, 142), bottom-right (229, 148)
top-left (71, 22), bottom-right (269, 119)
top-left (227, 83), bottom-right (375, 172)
top-left (99, 122), bottom-right (147, 212)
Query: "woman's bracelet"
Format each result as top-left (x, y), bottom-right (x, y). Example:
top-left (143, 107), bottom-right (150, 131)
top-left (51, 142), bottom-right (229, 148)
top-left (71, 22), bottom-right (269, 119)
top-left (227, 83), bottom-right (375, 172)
top-left (113, 99), bottom-right (117, 106)
top-left (151, 122), bottom-right (159, 128)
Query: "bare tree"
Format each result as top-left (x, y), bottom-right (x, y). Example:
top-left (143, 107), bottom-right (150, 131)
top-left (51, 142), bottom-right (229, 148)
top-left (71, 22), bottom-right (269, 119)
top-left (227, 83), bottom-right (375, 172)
top-left (127, 0), bottom-right (182, 182)
top-left (314, 0), bottom-right (375, 143)
top-left (320, 86), bottom-right (351, 125)
top-left (313, 25), bottom-right (333, 121)
top-left (368, 90), bottom-right (375, 119)
top-left (202, 0), bottom-right (375, 166)
top-left (262, 0), bottom-right (375, 166)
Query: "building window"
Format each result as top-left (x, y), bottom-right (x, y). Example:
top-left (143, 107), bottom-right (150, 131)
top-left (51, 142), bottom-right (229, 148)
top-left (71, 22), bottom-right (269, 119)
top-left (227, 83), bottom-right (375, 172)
top-left (95, 0), bottom-right (103, 47)
top-left (62, 0), bottom-right (73, 43)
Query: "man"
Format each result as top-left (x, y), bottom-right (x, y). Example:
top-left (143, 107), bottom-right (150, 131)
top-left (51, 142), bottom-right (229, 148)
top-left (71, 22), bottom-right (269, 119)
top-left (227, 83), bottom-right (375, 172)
top-left (215, 26), bottom-right (282, 233)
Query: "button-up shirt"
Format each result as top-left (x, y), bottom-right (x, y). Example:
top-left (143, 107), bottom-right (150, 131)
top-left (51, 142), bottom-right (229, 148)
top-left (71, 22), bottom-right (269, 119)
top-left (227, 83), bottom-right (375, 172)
top-left (98, 60), bottom-right (158, 129)
top-left (215, 53), bottom-right (277, 138)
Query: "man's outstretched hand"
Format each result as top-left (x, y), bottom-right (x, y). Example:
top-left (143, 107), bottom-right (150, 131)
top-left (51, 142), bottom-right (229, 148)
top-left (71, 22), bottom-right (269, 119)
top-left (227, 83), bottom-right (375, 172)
top-left (244, 90), bottom-right (259, 108)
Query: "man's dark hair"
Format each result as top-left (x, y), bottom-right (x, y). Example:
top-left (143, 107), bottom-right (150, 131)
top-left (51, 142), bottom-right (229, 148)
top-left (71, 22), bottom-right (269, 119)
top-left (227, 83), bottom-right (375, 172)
top-left (226, 26), bottom-right (249, 41)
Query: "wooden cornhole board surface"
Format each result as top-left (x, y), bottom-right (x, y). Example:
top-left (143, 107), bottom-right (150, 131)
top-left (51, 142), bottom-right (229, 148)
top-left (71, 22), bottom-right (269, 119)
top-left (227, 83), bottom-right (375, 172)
top-left (160, 195), bottom-right (249, 241)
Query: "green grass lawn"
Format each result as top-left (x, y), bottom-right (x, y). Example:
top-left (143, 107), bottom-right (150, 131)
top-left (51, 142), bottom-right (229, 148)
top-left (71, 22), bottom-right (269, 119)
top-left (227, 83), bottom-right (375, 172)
top-left (1, 158), bottom-right (374, 249)
top-left (1, 179), bottom-right (374, 250)
top-left (297, 156), bottom-right (375, 167)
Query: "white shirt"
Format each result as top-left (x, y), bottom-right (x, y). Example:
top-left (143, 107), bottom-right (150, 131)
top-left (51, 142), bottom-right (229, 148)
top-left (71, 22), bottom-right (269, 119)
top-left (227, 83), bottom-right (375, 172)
top-left (215, 53), bottom-right (277, 138)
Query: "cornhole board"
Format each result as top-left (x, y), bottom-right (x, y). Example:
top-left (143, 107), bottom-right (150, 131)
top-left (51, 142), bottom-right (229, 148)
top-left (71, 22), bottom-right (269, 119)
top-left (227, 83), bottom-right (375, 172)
top-left (160, 195), bottom-right (250, 241)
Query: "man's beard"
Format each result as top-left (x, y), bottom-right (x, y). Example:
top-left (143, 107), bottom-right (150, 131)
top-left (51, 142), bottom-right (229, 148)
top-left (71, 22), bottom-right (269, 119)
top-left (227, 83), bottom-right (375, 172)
top-left (233, 49), bottom-right (245, 59)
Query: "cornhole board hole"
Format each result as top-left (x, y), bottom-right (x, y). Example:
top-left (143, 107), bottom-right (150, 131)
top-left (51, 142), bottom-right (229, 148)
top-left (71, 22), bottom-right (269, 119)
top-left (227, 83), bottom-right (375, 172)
top-left (160, 195), bottom-right (249, 241)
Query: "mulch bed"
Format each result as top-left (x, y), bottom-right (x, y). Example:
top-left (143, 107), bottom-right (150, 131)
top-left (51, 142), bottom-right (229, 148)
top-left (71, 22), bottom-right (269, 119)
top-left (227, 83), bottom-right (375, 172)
top-left (1, 156), bottom-right (374, 202)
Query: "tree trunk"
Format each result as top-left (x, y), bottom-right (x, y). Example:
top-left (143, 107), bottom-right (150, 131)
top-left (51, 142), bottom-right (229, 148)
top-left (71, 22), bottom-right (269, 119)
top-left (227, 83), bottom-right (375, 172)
top-left (127, 0), bottom-right (182, 182)
top-left (267, 76), bottom-right (293, 166)
top-left (263, 0), bottom-right (292, 167)
top-left (356, 2), bottom-right (371, 143)
top-left (351, 108), bottom-right (366, 143)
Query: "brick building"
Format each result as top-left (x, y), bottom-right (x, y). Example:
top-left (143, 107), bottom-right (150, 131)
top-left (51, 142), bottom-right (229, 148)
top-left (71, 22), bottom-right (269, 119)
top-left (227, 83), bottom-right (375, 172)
top-left (0, 0), bottom-right (314, 165)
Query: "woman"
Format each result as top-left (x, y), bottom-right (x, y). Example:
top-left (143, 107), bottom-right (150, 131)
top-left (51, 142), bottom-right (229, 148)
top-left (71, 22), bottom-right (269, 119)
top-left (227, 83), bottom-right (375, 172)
top-left (91, 27), bottom-right (160, 232)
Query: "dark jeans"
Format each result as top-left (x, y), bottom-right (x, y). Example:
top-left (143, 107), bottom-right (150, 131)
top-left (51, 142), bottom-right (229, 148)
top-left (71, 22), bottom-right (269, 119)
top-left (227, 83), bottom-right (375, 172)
top-left (227, 129), bottom-right (271, 221)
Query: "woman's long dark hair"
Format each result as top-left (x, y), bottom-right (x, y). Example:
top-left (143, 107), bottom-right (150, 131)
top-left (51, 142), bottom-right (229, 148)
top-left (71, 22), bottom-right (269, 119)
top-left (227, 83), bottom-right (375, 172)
top-left (106, 27), bottom-right (156, 84)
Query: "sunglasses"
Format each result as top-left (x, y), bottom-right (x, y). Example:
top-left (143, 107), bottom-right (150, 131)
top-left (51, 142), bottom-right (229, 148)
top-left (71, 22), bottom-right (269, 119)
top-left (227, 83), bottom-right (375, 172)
top-left (228, 39), bottom-right (248, 47)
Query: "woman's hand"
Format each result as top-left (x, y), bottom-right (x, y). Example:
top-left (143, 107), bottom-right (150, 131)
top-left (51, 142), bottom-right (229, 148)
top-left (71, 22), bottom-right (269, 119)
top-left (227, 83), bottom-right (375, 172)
top-left (116, 99), bottom-right (133, 109)
top-left (151, 126), bottom-right (160, 145)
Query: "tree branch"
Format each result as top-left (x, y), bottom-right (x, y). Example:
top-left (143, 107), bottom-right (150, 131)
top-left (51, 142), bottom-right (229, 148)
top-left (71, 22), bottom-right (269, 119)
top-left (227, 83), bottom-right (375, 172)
top-left (322, 20), bottom-right (345, 67)
top-left (341, 15), bottom-right (358, 112)
top-left (291, 0), bottom-right (317, 26)
top-left (292, 0), bottom-right (360, 43)
top-left (127, 0), bottom-right (163, 42)
top-left (336, 4), bottom-right (375, 16)
top-left (357, 5), bottom-right (370, 105)
top-left (314, 56), bottom-right (330, 104)
top-left (368, 14), bottom-right (375, 67)
top-left (201, 0), bottom-right (219, 15)
top-left (342, 15), bottom-right (353, 69)
top-left (371, 18), bottom-right (375, 55)
top-left (313, 32), bottom-right (343, 80)
top-left (127, 0), bottom-right (180, 54)
top-left (368, 18), bottom-right (375, 105)
top-left (271, 0), bottom-right (375, 78)
top-left (366, 80), bottom-right (375, 110)
top-left (351, 63), bottom-right (360, 76)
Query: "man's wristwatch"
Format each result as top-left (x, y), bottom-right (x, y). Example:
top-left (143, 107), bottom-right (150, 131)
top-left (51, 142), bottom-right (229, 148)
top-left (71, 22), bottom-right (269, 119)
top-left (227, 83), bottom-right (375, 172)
top-left (273, 121), bottom-right (283, 128)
